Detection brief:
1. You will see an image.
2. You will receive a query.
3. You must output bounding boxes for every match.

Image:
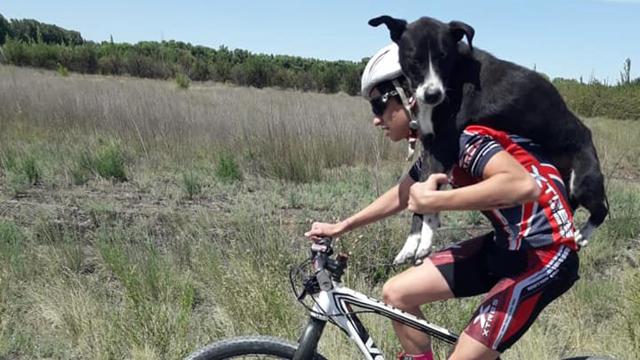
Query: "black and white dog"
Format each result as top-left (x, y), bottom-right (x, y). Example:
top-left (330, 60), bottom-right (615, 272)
top-left (368, 15), bottom-right (608, 264)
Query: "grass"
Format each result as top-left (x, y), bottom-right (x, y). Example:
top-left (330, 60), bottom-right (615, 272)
top-left (0, 64), bottom-right (638, 359)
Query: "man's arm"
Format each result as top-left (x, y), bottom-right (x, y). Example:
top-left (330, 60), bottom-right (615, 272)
top-left (305, 175), bottom-right (415, 240)
top-left (408, 151), bottom-right (540, 213)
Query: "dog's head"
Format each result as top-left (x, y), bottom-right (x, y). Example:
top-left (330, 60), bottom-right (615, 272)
top-left (369, 15), bottom-right (474, 109)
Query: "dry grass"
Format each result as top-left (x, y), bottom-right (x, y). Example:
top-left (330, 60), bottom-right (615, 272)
top-left (0, 65), bottom-right (402, 183)
top-left (0, 65), bottom-right (639, 359)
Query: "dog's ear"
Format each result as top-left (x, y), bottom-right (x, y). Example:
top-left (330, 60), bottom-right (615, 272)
top-left (449, 21), bottom-right (475, 50)
top-left (368, 16), bottom-right (407, 42)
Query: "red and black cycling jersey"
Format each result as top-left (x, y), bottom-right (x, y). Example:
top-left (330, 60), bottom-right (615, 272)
top-left (409, 125), bottom-right (577, 251)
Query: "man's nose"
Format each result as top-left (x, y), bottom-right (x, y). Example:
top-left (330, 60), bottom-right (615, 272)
top-left (373, 116), bottom-right (383, 126)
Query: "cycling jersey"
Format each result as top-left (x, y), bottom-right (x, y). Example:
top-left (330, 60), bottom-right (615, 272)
top-left (409, 125), bottom-right (578, 251)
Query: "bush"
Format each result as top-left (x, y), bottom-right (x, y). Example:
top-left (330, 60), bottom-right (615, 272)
top-left (57, 63), bottom-right (69, 77)
top-left (175, 73), bottom-right (190, 89)
top-left (20, 155), bottom-right (41, 185)
top-left (94, 141), bottom-right (127, 181)
top-left (554, 78), bottom-right (640, 120)
top-left (73, 141), bottom-right (127, 183)
top-left (215, 153), bottom-right (242, 183)
top-left (181, 171), bottom-right (203, 199)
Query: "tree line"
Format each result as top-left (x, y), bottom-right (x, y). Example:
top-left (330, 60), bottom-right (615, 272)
top-left (0, 13), bottom-right (364, 95)
top-left (1, 13), bottom-right (639, 119)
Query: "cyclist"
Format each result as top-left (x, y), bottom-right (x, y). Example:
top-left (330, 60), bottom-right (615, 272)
top-left (304, 43), bottom-right (580, 360)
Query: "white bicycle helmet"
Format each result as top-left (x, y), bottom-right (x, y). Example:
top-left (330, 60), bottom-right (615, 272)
top-left (361, 43), bottom-right (403, 100)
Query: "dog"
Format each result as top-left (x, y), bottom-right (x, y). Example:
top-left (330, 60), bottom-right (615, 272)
top-left (368, 15), bottom-right (608, 264)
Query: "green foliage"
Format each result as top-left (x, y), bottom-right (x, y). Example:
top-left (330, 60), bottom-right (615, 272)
top-left (175, 72), bottom-right (190, 89)
top-left (0, 14), bottom-right (10, 45)
top-left (553, 78), bottom-right (640, 120)
top-left (19, 155), bottom-right (40, 185)
top-left (0, 17), bottom-right (366, 95)
top-left (625, 269), bottom-right (640, 353)
top-left (94, 141), bottom-right (127, 181)
top-left (181, 170), bottom-right (203, 199)
top-left (0, 148), bottom-right (18, 172)
top-left (56, 63), bottom-right (68, 77)
top-left (5, 17), bottom-right (83, 45)
top-left (215, 152), bottom-right (242, 183)
top-left (73, 141), bottom-right (127, 183)
top-left (2, 153), bottom-right (42, 194)
top-left (0, 220), bottom-right (25, 274)
top-left (70, 156), bottom-right (91, 185)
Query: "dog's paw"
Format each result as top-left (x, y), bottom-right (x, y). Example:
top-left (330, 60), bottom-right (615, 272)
top-left (574, 230), bottom-right (589, 248)
top-left (575, 222), bottom-right (597, 248)
top-left (393, 233), bottom-right (422, 265)
top-left (393, 233), bottom-right (432, 265)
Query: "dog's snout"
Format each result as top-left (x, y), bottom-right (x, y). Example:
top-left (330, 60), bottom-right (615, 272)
top-left (417, 81), bottom-right (445, 107)
top-left (423, 87), bottom-right (443, 105)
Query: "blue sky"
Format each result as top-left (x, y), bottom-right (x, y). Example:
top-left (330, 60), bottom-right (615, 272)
top-left (2, 0), bottom-right (639, 82)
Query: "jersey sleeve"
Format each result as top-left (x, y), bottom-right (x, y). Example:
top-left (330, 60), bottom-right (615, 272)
top-left (458, 130), bottom-right (503, 178)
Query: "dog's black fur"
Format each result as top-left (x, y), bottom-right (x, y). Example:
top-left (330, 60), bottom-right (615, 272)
top-left (370, 15), bottom-right (608, 239)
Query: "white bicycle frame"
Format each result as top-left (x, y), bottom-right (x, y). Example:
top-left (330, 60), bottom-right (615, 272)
top-left (309, 281), bottom-right (458, 360)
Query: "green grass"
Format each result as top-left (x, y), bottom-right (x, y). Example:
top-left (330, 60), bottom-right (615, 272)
top-left (181, 170), bottom-right (204, 199)
top-left (215, 152), bottom-right (242, 183)
top-left (0, 66), bottom-right (638, 359)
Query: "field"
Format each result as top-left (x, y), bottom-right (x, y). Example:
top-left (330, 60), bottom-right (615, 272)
top-left (1, 65), bottom-right (639, 359)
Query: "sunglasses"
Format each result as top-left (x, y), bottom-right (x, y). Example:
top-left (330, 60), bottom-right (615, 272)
top-left (370, 90), bottom-right (399, 116)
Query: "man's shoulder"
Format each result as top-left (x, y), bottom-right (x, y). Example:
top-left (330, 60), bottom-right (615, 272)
top-left (462, 125), bottom-right (507, 139)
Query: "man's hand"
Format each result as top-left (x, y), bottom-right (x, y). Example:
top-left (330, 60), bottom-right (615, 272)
top-left (304, 221), bottom-right (347, 241)
top-left (407, 173), bottom-right (449, 213)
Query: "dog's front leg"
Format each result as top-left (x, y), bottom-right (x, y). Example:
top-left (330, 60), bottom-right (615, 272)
top-left (393, 213), bottom-right (440, 265)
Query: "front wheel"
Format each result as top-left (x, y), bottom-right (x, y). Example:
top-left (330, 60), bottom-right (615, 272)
top-left (185, 336), bottom-right (328, 360)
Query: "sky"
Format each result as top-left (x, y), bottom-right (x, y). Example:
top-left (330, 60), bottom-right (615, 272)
top-left (2, 0), bottom-right (639, 83)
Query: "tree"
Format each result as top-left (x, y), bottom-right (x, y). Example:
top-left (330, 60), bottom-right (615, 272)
top-left (620, 58), bottom-right (631, 85)
top-left (0, 13), bottom-right (10, 45)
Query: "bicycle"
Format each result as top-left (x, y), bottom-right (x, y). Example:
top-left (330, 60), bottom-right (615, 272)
top-left (186, 237), bottom-right (612, 360)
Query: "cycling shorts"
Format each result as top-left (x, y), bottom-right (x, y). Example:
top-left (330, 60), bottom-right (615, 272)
top-left (430, 232), bottom-right (579, 352)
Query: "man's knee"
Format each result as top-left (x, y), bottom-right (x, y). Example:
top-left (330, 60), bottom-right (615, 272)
top-left (382, 278), bottom-right (403, 307)
top-left (382, 277), bottom-right (417, 309)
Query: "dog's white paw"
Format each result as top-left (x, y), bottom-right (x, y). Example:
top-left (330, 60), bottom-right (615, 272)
top-left (393, 233), bottom-right (423, 265)
top-left (393, 214), bottom-right (438, 265)
top-left (575, 222), bottom-right (596, 248)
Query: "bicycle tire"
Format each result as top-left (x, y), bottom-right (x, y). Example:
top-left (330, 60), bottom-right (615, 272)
top-left (185, 336), bottom-right (328, 360)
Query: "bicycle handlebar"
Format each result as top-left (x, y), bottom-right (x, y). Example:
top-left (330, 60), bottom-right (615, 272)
top-left (308, 237), bottom-right (348, 290)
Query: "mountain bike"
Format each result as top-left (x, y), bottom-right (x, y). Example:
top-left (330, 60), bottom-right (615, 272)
top-left (186, 237), bottom-right (612, 360)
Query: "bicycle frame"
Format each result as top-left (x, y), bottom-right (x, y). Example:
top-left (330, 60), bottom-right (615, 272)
top-left (295, 281), bottom-right (458, 360)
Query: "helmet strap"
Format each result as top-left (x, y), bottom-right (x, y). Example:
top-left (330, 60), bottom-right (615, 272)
top-left (392, 79), bottom-right (419, 161)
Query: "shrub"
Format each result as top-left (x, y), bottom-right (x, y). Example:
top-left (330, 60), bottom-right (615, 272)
top-left (175, 73), bottom-right (190, 89)
top-left (94, 141), bottom-right (127, 181)
top-left (20, 155), bottom-right (40, 185)
top-left (0, 149), bottom-right (18, 172)
top-left (56, 63), bottom-right (69, 77)
top-left (215, 153), bottom-right (242, 183)
top-left (6, 171), bottom-right (30, 196)
top-left (181, 171), bottom-right (203, 200)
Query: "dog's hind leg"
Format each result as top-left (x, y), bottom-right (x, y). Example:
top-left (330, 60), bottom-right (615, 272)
top-left (569, 145), bottom-right (608, 246)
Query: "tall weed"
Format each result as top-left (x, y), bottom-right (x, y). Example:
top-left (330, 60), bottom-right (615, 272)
top-left (215, 152), bottom-right (242, 183)
top-left (181, 170), bottom-right (204, 199)
top-left (95, 141), bottom-right (127, 181)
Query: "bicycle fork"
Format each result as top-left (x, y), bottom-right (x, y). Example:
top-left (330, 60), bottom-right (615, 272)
top-left (293, 317), bottom-right (326, 360)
